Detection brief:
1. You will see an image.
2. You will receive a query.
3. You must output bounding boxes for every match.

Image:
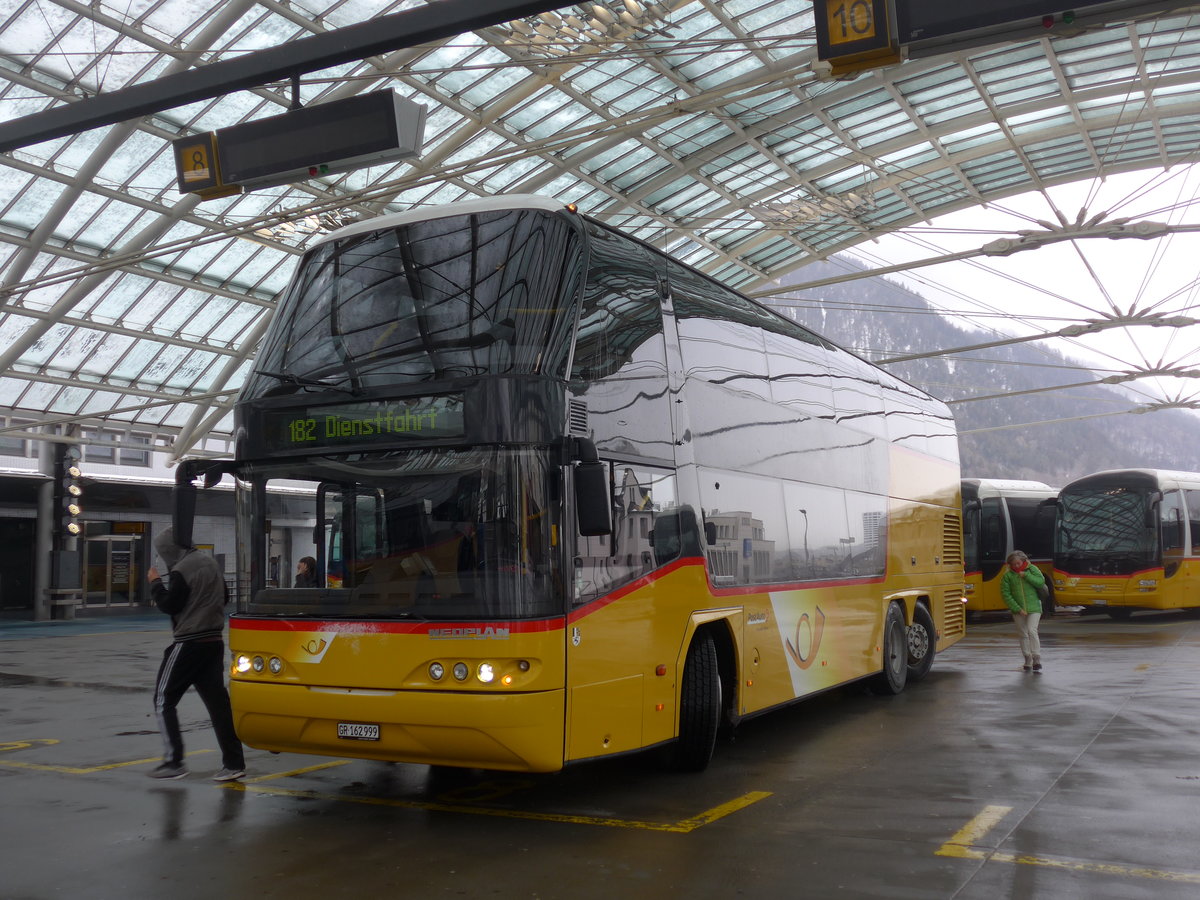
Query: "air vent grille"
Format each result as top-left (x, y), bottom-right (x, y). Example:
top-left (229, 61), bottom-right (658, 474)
top-left (942, 513), bottom-right (963, 566)
top-left (568, 399), bottom-right (589, 436)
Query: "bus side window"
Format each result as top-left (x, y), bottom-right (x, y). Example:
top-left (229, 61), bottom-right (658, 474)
top-left (980, 498), bottom-right (1005, 563)
top-left (1187, 490), bottom-right (1200, 555)
top-left (1161, 490), bottom-right (1184, 553)
top-left (574, 465), bottom-right (676, 605)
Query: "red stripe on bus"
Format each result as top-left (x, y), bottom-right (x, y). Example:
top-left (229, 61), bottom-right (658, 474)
top-left (1052, 567), bottom-right (1163, 580)
top-left (567, 557), bottom-right (888, 621)
top-left (230, 617), bottom-right (565, 635)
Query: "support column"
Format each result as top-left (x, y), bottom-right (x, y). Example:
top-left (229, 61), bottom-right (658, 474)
top-left (34, 433), bottom-right (54, 621)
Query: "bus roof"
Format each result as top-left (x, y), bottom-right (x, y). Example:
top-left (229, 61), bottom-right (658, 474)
top-left (1061, 468), bottom-right (1200, 492)
top-left (317, 195), bottom-right (570, 246)
top-left (962, 478), bottom-right (1055, 493)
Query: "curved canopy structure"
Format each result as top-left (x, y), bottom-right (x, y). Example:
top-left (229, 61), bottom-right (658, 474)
top-left (2, 0), bottom-right (1200, 459)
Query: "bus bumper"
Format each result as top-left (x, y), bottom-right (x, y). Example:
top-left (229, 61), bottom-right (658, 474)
top-left (231, 681), bottom-right (567, 773)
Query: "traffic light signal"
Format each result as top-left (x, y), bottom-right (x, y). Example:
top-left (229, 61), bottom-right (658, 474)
top-left (60, 445), bottom-right (83, 537)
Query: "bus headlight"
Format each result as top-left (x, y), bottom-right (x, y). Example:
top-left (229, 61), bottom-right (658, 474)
top-left (452, 662), bottom-right (469, 681)
top-left (268, 657), bottom-right (283, 675)
top-left (429, 662), bottom-right (445, 681)
top-left (477, 662), bottom-right (495, 684)
top-left (252, 656), bottom-right (265, 673)
top-left (235, 655), bottom-right (253, 673)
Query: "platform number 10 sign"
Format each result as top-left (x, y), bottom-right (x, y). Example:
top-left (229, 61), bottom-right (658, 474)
top-left (825, 0), bottom-right (877, 45)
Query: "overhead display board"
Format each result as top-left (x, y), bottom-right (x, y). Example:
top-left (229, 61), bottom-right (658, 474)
top-left (815, 1), bottom-right (1182, 70)
top-left (173, 89), bottom-right (425, 199)
top-left (897, 0), bottom-right (1184, 57)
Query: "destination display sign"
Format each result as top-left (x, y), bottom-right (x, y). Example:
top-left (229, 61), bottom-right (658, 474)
top-left (261, 394), bottom-right (465, 452)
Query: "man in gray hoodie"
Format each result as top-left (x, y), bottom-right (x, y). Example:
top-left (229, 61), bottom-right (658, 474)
top-left (146, 527), bottom-right (245, 781)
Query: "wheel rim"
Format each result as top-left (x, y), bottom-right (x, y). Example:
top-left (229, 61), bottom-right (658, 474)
top-left (907, 622), bottom-right (930, 662)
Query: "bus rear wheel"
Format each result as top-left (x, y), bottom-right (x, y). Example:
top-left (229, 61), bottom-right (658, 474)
top-left (871, 603), bottom-right (908, 695)
top-left (906, 604), bottom-right (936, 683)
top-left (667, 631), bottom-right (721, 772)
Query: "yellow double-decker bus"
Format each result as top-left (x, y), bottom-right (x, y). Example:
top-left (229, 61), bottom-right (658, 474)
top-left (1054, 468), bottom-right (1200, 618)
top-left (174, 196), bottom-right (965, 772)
top-left (962, 479), bottom-right (1057, 617)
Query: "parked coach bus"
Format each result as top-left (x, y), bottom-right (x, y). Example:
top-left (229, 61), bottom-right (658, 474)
top-left (1054, 468), bottom-right (1200, 618)
top-left (173, 195), bottom-right (965, 773)
top-left (962, 479), bottom-right (1057, 617)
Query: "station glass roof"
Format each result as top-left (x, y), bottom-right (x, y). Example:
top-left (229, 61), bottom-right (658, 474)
top-left (2, 0), bottom-right (1200, 459)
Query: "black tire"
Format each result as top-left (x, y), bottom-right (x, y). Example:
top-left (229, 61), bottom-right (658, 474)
top-left (667, 631), bottom-right (721, 772)
top-left (1107, 608), bottom-right (1133, 620)
top-left (906, 604), bottom-right (936, 683)
top-left (1042, 585), bottom-right (1056, 618)
top-left (871, 603), bottom-right (908, 695)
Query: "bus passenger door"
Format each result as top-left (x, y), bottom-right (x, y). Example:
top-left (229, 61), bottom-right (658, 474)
top-left (1160, 490), bottom-right (1185, 585)
top-left (980, 497), bottom-right (1007, 582)
top-left (566, 463), bottom-right (680, 762)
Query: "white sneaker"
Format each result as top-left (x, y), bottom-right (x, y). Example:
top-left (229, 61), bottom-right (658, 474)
top-left (212, 767), bottom-right (245, 782)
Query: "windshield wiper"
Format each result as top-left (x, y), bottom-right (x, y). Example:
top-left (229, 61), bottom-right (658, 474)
top-left (254, 369), bottom-right (359, 395)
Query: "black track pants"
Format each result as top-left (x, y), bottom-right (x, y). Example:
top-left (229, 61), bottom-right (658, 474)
top-left (153, 639), bottom-right (245, 770)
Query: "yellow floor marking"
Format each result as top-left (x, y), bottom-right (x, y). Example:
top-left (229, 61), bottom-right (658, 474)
top-left (0, 748), bottom-right (213, 775)
top-left (233, 781), bottom-right (772, 833)
top-left (243, 760), bottom-right (350, 783)
top-left (4, 738), bottom-right (766, 832)
top-left (0, 739), bottom-right (60, 752)
top-left (936, 804), bottom-right (1012, 858)
top-left (938, 805), bottom-right (1200, 884)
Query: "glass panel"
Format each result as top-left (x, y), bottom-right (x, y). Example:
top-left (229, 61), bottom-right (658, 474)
top-left (571, 223), bottom-right (664, 380)
top-left (1161, 489), bottom-right (1185, 554)
top-left (1187, 490), bottom-right (1200, 555)
top-left (1006, 496), bottom-right (1056, 560)
top-left (574, 465), bottom-right (677, 605)
top-left (1055, 486), bottom-right (1156, 574)
top-left (245, 208), bottom-right (583, 398)
top-left (237, 446), bottom-right (561, 620)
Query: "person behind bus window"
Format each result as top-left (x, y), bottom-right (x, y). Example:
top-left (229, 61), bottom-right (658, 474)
top-left (1001, 549), bottom-right (1046, 672)
top-left (295, 556), bottom-right (318, 588)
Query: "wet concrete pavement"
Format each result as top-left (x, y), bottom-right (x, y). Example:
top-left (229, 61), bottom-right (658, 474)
top-left (2, 610), bottom-right (1199, 899)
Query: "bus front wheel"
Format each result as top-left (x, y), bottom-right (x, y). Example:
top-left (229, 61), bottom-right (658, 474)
top-left (906, 604), bottom-right (936, 683)
top-left (667, 631), bottom-right (721, 772)
top-left (872, 603), bottom-right (908, 695)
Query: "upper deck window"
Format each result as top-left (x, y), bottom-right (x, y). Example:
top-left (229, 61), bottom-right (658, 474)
top-left (244, 208), bottom-right (583, 400)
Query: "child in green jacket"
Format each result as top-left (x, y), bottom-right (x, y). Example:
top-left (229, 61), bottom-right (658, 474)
top-left (1001, 550), bottom-right (1046, 671)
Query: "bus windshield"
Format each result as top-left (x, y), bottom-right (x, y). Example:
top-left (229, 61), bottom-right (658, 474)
top-left (242, 208), bottom-right (581, 398)
top-left (236, 446), bottom-right (561, 620)
top-left (1054, 487), bottom-right (1157, 571)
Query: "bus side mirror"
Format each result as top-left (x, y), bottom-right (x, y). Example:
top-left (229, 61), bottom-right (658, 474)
top-left (571, 437), bottom-right (611, 537)
top-left (704, 521), bottom-right (717, 546)
top-left (1146, 492), bottom-right (1162, 529)
top-left (173, 460), bottom-right (233, 548)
